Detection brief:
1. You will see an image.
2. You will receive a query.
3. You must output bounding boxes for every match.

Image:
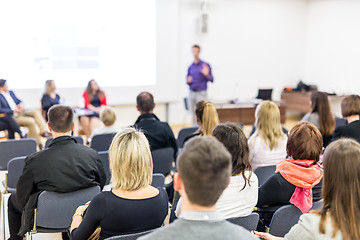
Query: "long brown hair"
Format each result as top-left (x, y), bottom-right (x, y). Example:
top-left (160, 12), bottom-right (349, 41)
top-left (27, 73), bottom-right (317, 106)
top-left (314, 139), bottom-right (360, 239)
top-left (311, 91), bottom-right (335, 136)
top-left (213, 123), bottom-right (252, 190)
top-left (250, 101), bottom-right (286, 150)
top-left (86, 79), bottom-right (104, 102)
top-left (195, 100), bottom-right (219, 136)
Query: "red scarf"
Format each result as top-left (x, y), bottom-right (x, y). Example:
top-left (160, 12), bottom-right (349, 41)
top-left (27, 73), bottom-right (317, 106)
top-left (276, 159), bottom-right (323, 213)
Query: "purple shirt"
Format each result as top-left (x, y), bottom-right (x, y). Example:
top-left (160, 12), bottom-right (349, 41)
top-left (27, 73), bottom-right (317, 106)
top-left (187, 59), bottom-right (214, 91)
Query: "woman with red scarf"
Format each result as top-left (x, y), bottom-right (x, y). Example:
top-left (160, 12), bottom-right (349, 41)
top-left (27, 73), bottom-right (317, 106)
top-left (256, 122), bottom-right (323, 230)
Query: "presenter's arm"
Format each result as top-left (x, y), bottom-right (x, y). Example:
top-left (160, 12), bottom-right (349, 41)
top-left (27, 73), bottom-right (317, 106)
top-left (200, 63), bottom-right (213, 82)
top-left (186, 67), bottom-right (192, 85)
top-left (206, 64), bottom-right (214, 82)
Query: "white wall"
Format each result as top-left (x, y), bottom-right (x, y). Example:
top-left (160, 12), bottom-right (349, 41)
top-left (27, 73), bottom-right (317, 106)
top-left (304, 0), bottom-right (360, 95)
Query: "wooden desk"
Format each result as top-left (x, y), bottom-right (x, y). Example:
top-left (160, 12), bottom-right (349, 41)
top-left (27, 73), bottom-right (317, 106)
top-left (215, 103), bottom-right (286, 125)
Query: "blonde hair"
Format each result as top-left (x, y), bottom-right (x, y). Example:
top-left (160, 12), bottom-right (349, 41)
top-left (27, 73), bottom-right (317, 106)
top-left (44, 80), bottom-right (54, 95)
top-left (109, 128), bottom-right (153, 191)
top-left (250, 101), bottom-right (286, 150)
top-left (195, 100), bottom-right (219, 136)
top-left (100, 107), bottom-right (116, 127)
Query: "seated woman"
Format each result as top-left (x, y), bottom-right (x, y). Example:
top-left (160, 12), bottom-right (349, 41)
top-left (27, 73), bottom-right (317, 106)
top-left (255, 138), bottom-right (360, 240)
top-left (256, 122), bottom-right (323, 230)
top-left (302, 91), bottom-right (335, 147)
top-left (41, 80), bottom-right (60, 121)
top-left (70, 128), bottom-right (169, 240)
top-left (332, 94), bottom-right (360, 143)
top-left (183, 100), bottom-right (219, 143)
top-left (176, 123), bottom-right (258, 219)
top-left (248, 101), bottom-right (288, 170)
top-left (80, 79), bottom-right (107, 138)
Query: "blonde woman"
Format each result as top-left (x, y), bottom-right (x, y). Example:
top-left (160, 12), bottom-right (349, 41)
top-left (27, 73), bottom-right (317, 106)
top-left (248, 101), bottom-right (287, 170)
top-left (41, 79), bottom-right (60, 121)
top-left (183, 100), bottom-right (219, 143)
top-left (90, 107), bottom-right (118, 138)
top-left (70, 128), bottom-right (169, 240)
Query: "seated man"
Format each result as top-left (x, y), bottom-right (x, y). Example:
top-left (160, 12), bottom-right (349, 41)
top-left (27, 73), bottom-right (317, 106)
top-left (139, 136), bottom-right (257, 240)
top-left (0, 79), bottom-right (48, 147)
top-left (133, 92), bottom-right (177, 155)
top-left (0, 114), bottom-right (23, 139)
top-left (8, 105), bottom-right (106, 240)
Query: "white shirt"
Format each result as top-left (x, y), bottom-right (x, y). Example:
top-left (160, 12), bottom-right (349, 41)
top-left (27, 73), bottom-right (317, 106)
top-left (0, 91), bottom-right (17, 110)
top-left (248, 134), bottom-right (287, 170)
top-left (175, 171), bottom-right (258, 219)
top-left (216, 172), bottom-right (258, 219)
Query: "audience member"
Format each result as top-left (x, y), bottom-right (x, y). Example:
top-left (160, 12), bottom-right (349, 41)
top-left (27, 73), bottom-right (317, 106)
top-left (302, 91), bottom-right (335, 147)
top-left (8, 105), bottom-right (106, 240)
top-left (248, 101), bottom-right (287, 170)
top-left (80, 79), bottom-right (107, 138)
top-left (133, 92), bottom-right (177, 154)
top-left (70, 128), bottom-right (169, 240)
top-left (139, 136), bottom-right (257, 240)
top-left (256, 122), bottom-right (323, 230)
top-left (91, 107), bottom-right (118, 138)
top-left (183, 100), bottom-right (219, 143)
top-left (0, 114), bottom-right (23, 139)
top-left (332, 94), bottom-right (360, 142)
top-left (255, 138), bottom-right (360, 240)
top-left (41, 79), bottom-right (60, 121)
top-left (0, 79), bottom-right (48, 147)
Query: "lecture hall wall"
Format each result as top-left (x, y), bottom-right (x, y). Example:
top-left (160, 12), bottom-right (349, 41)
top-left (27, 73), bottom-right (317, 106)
top-left (13, 0), bottom-right (360, 126)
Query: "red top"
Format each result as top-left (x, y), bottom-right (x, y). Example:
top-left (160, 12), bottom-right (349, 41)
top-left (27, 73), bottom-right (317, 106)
top-left (82, 91), bottom-right (107, 109)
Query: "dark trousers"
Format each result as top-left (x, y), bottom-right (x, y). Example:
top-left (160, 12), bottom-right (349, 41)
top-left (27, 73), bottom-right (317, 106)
top-left (7, 194), bottom-right (23, 240)
top-left (0, 115), bottom-right (23, 139)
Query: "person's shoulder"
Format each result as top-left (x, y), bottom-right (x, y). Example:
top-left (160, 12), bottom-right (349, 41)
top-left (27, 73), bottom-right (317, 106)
top-left (138, 220), bottom-right (182, 240)
top-left (221, 221), bottom-right (258, 239)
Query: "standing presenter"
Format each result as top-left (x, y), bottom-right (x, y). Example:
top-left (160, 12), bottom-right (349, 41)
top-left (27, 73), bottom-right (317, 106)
top-left (186, 44), bottom-right (214, 125)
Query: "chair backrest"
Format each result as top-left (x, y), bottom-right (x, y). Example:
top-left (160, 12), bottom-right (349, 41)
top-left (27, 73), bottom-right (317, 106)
top-left (6, 156), bottom-right (26, 193)
top-left (151, 147), bottom-right (174, 176)
top-left (254, 165), bottom-right (276, 186)
top-left (177, 127), bottom-right (198, 149)
top-left (105, 229), bottom-right (154, 240)
top-left (335, 117), bottom-right (347, 129)
top-left (90, 133), bottom-right (116, 152)
top-left (151, 173), bottom-right (165, 189)
top-left (227, 212), bottom-right (260, 231)
top-left (311, 199), bottom-right (323, 210)
top-left (98, 151), bottom-right (110, 185)
top-left (256, 89), bottom-right (273, 101)
top-left (44, 136), bottom-right (84, 149)
top-left (269, 204), bottom-right (302, 237)
top-left (36, 186), bottom-right (100, 230)
top-left (0, 138), bottom-right (37, 170)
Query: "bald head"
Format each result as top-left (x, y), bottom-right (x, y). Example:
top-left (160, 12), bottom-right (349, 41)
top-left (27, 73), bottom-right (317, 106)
top-left (136, 92), bottom-right (155, 114)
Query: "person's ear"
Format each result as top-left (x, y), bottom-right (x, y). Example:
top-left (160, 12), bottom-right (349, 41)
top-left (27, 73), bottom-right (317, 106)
top-left (136, 105), bottom-right (140, 112)
top-left (153, 103), bottom-right (156, 109)
top-left (47, 123), bottom-right (52, 133)
top-left (173, 172), bottom-right (183, 192)
top-left (71, 122), bottom-right (75, 131)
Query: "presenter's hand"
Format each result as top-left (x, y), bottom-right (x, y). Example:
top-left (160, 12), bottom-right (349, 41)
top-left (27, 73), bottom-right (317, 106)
top-left (200, 64), bottom-right (209, 77)
top-left (187, 76), bottom-right (193, 84)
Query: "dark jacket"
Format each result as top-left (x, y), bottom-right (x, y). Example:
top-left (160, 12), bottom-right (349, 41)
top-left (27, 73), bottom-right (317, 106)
top-left (332, 120), bottom-right (360, 143)
top-left (16, 136), bottom-right (106, 208)
top-left (0, 90), bottom-right (22, 115)
top-left (133, 113), bottom-right (178, 155)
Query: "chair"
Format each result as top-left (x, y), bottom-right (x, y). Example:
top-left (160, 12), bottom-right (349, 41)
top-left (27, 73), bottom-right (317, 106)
top-left (151, 173), bottom-right (165, 189)
top-left (105, 229), bottom-right (154, 240)
top-left (254, 165), bottom-right (276, 186)
top-left (256, 89), bottom-right (273, 101)
top-left (151, 147), bottom-right (174, 176)
top-left (227, 212), bottom-right (260, 231)
top-left (0, 138), bottom-right (37, 170)
top-left (27, 186), bottom-right (101, 239)
top-left (4, 156), bottom-right (26, 193)
top-left (335, 117), bottom-right (347, 128)
top-left (44, 136), bottom-right (84, 149)
top-left (98, 151), bottom-right (110, 185)
top-left (90, 133), bottom-right (116, 152)
top-left (176, 127), bottom-right (198, 149)
top-left (269, 199), bottom-right (324, 237)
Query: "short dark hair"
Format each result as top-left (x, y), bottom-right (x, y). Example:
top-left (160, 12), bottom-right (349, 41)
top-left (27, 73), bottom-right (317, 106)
top-left (0, 79), bottom-right (7, 87)
top-left (287, 122), bottom-right (323, 163)
top-left (48, 105), bottom-right (74, 132)
top-left (192, 44), bottom-right (200, 50)
top-left (136, 92), bottom-right (155, 113)
top-left (212, 123), bottom-right (252, 190)
top-left (177, 136), bottom-right (232, 206)
top-left (341, 95), bottom-right (360, 118)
